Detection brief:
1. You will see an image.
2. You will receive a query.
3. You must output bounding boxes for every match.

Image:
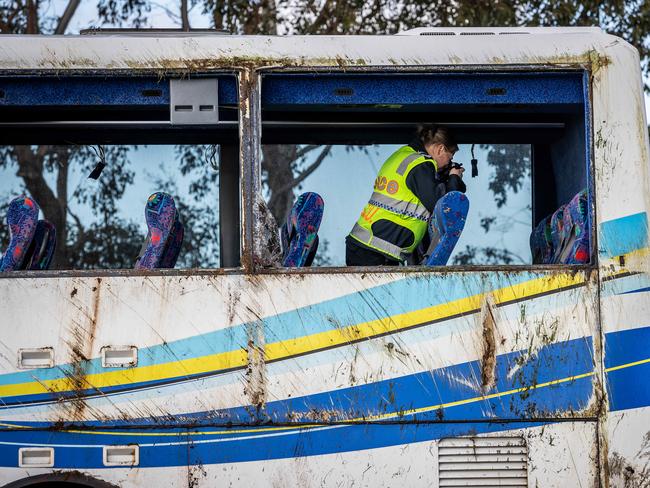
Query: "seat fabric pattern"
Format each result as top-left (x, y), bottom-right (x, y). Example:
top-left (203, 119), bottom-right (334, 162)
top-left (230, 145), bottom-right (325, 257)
top-left (529, 189), bottom-right (590, 265)
top-left (135, 192), bottom-right (179, 270)
top-left (23, 220), bottom-right (57, 270)
top-left (559, 189), bottom-right (589, 264)
top-left (425, 191), bottom-right (469, 266)
top-left (159, 218), bottom-right (185, 269)
top-left (282, 192), bottom-right (324, 268)
top-left (530, 215), bottom-right (554, 264)
top-left (0, 196), bottom-right (39, 272)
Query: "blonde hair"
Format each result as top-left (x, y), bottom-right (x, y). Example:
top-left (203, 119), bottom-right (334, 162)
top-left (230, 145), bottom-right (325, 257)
top-left (417, 125), bottom-right (458, 152)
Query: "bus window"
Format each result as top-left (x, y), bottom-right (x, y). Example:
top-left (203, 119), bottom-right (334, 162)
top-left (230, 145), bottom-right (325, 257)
top-left (259, 72), bottom-right (590, 268)
top-left (0, 76), bottom-right (240, 271)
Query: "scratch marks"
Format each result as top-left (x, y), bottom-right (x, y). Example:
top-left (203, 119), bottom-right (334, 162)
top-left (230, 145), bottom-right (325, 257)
top-left (479, 293), bottom-right (498, 392)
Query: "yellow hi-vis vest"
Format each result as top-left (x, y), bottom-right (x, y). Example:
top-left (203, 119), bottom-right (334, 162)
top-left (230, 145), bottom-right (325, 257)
top-left (348, 145), bottom-right (438, 261)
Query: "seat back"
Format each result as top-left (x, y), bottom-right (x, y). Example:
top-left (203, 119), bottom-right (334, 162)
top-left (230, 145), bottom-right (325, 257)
top-left (529, 189), bottom-right (590, 265)
top-left (135, 192), bottom-right (184, 269)
top-left (0, 196), bottom-right (39, 272)
top-left (530, 215), bottom-right (554, 264)
top-left (424, 191), bottom-right (469, 266)
top-left (281, 192), bottom-right (324, 267)
top-left (557, 189), bottom-right (589, 264)
top-left (22, 220), bottom-right (57, 270)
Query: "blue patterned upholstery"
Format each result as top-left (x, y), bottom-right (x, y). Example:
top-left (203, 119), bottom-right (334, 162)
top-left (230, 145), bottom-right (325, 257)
top-left (281, 192), bottom-right (324, 267)
top-left (424, 191), bottom-right (469, 266)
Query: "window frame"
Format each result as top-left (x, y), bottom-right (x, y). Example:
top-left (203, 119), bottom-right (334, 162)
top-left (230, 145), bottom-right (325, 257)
top-left (0, 70), bottom-right (244, 277)
top-left (247, 65), bottom-right (597, 274)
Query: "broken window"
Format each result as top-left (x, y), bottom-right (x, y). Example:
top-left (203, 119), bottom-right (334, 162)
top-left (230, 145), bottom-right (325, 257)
top-left (0, 75), bottom-right (240, 271)
top-left (259, 72), bottom-right (591, 268)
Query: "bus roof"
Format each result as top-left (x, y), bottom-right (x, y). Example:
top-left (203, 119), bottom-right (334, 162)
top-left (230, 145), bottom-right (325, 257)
top-left (0, 27), bottom-right (636, 72)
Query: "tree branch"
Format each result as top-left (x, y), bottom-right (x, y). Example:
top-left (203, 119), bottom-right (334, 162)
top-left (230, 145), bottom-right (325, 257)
top-left (181, 0), bottom-right (190, 31)
top-left (275, 145), bottom-right (332, 194)
top-left (294, 144), bottom-right (321, 160)
top-left (67, 206), bottom-right (86, 256)
top-left (304, 0), bottom-right (332, 34)
top-left (54, 0), bottom-right (80, 35)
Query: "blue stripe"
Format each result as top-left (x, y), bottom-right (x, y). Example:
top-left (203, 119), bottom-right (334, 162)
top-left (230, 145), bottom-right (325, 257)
top-left (0, 271), bottom-right (550, 388)
top-left (599, 212), bottom-right (648, 257)
top-left (605, 327), bottom-right (650, 412)
top-left (0, 421), bottom-right (551, 469)
top-left (2, 326), bottom-right (650, 468)
top-left (0, 335), bottom-right (596, 426)
top-left (0, 76), bottom-right (238, 106)
top-left (262, 73), bottom-right (584, 106)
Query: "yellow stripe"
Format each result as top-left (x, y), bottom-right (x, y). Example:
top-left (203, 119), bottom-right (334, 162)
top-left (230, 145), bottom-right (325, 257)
top-left (1, 355), bottom-right (647, 437)
top-left (0, 272), bottom-right (587, 399)
top-left (604, 357), bottom-right (650, 372)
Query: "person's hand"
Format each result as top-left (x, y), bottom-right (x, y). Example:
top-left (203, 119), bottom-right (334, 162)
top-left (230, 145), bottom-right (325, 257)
top-left (450, 166), bottom-right (465, 178)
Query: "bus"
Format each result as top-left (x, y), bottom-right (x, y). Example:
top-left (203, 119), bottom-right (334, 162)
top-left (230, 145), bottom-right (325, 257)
top-left (0, 26), bottom-right (648, 487)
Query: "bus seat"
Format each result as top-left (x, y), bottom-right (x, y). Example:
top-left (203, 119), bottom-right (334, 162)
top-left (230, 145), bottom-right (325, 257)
top-left (281, 192), bottom-right (324, 267)
top-left (159, 217), bottom-right (185, 269)
top-left (557, 189), bottom-right (589, 264)
top-left (530, 189), bottom-right (589, 265)
top-left (0, 196), bottom-right (39, 272)
top-left (530, 215), bottom-right (554, 264)
top-left (135, 192), bottom-right (184, 269)
top-left (22, 220), bottom-right (56, 270)
top-left (424, 191), bottom-right (469, 266)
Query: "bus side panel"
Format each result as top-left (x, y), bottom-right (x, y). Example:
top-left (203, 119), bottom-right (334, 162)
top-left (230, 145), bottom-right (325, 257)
top-left (0, 423), bottom-right (598, 487)
top-left (0, 269), bottom-right (602, 486)
top-left (591, 39), bottom-right (650, 487)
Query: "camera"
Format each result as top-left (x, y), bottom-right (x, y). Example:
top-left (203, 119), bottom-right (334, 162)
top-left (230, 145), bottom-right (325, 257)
top-left (449, 161), bottom-right (463, 170)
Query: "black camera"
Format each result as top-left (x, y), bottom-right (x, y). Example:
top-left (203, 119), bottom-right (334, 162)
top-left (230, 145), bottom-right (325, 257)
top-left (449, 161), bottom-right (463, 170)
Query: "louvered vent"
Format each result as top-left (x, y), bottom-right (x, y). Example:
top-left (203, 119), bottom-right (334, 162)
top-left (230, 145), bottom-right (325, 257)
top-left (438, 436), bottom-right (527, 487)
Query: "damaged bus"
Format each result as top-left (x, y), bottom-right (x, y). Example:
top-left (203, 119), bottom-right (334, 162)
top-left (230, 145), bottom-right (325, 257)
top-left (0, 26), bottom-right (649, 487)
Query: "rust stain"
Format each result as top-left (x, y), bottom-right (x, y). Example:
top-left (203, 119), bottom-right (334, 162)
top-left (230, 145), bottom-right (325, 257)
top-left (244, 321), bottom-right (267, 414)
top-left (479, 293), bottom-right (497, 392)
top-left (60, 277), bottom-right (102, 422)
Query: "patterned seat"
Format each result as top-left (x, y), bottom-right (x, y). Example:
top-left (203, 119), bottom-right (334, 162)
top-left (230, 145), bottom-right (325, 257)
top-left (1, 196), bottom-right (40, 271)
top-left (530, 189), bottom-right (589, 265)
top-left (557, 189), bottom-right (589, 264)
top-left (424, 191), bottom-right (469, 266)
top-left (135, 192), bottom-right (185, 269)
top-left (530, 215), bottom-right (554, 264)
top-left (281, 192), bottom-right (324, 267)
top-left (22, 220), bottom-right (57, 270)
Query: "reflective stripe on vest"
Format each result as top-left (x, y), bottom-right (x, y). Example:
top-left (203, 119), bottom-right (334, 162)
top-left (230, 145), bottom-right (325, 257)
top-left (368, 192), bottom-right (431, 222)
top-left (350, 223), bottom-right (407, 261)
top-left (349, 145), bottom-right (437, 261)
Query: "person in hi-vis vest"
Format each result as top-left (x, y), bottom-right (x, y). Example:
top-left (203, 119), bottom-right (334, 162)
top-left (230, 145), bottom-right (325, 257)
top-left (346, 125), bottom-right (466, 266)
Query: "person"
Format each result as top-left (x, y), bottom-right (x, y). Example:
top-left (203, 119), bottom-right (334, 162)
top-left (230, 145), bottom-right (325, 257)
top-left (346, 125), bottom-right (466, 266)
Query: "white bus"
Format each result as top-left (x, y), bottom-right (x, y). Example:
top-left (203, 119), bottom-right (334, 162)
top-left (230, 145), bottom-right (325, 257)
top-left (0, 27), bottom-right (648, 487)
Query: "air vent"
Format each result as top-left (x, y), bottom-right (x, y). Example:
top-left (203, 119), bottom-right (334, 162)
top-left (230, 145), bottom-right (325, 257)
top-left (19, 448), bottom-right (54, 468)
top-left (101, 345), bottom-right (138, 368)
top-left (18, 348), bottom-right (54, 369)
top-left (438, 436), bottom-right (527, 487)
top-left (103, 445), bottom-right (139, 466)
top-left (459, 32), bottom-right (496, 36)
top-left (420, 32), bottom-right (456, 36)
top-left (170, 79), bottom-right (219, 125)
top-left (499, 32), bottom-right (530, 35)
top-left (334, 88), bottom-right (354, 96)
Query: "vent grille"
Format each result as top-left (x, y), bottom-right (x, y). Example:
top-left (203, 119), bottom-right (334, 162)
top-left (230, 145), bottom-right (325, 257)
top-left (438, 436), bottom-right (527, 487)
top-left (420, 32), bottom-right (456, 36)
top-left (459, 32), bottom-right (496, 36)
